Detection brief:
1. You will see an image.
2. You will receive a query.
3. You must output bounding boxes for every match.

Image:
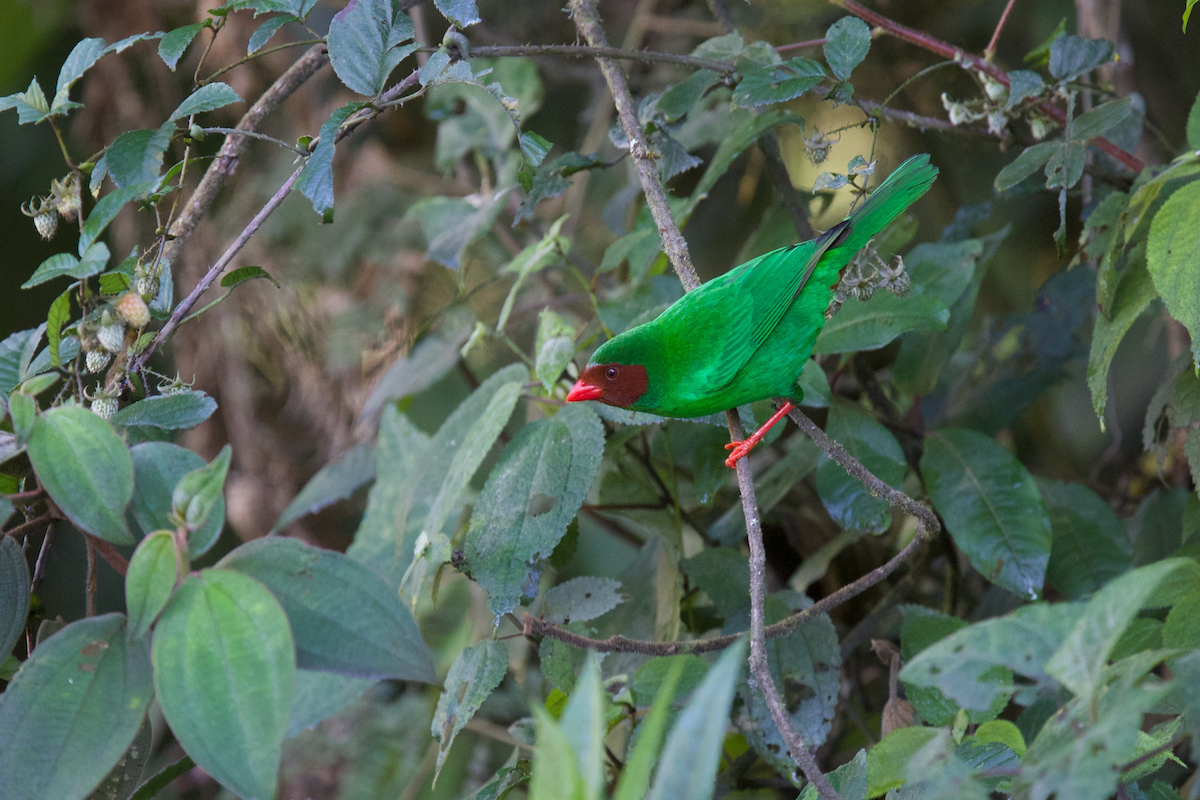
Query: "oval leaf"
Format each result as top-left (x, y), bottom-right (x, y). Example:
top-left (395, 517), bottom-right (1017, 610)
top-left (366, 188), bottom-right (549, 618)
top-left (327, 0), bottom-right (416, 96)
top-left (218, 537), bottom-right (435, 682)
top-left (921, 428), bottom-right (1052, 599)
top-left (1039, 478), bottom-right (1132, 599)
top-left (111, 390), bottom-right (217, 431)
top-left (1148, 179), bottom-right (1200, 370)
top-left (169, 82), bottom-right (242, 121)
top-left (815, 402), bottom-right (907, 533)
top-left (0, 536), bottom-right (30, 662)
top-left (171, 444), bottom-right (231, 533)
top-left (28, 406), bottom-right (134, 545)
top-left (824, 16), bottom-right (871, 81)
top-left (125, 531), bottom-right (180, 641)
top-left (431, 640), bottom-right (508, 778)
top-left (464, 403), bottom-right (605, 616)
top-left (129, 442), bottom-right (225, 558)
top-left (152, 569), bottom-right (295, 800)
top-left (0, 614), bottom-right (152, 800)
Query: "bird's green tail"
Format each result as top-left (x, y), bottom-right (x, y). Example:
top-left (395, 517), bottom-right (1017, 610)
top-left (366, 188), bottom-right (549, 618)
top-left (825, 154), bottom-right (938, 262)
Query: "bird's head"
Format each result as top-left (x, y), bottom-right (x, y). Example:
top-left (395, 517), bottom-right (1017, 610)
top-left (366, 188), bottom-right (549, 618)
top-left (566, 362), bottom-right (648, 408)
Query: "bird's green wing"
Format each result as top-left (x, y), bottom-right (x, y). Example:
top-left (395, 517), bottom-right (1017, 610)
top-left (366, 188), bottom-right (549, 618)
top-left (656, 223), bottom-right (847, 392)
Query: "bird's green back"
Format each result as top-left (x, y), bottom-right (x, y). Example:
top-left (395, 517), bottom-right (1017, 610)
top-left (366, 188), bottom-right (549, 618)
top-left (590, 154), bottom-right (938, 417)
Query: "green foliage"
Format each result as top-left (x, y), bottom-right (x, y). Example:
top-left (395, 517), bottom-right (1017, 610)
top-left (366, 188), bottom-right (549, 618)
top-left (0, 537), bottom-right (30, 663)
top-left (124, 531), bottom-right (179, 641)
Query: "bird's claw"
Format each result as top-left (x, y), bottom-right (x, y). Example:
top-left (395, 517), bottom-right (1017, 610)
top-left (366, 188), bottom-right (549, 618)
top-left (724, 439), bottom-right (757, 468)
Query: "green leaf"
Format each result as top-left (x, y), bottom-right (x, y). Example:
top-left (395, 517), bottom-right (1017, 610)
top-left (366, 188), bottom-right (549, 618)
top-left (465, 404), bottom-right (605, 616)
top-left (1039, 478), bottom-right (1132, 599)
top-left (646, 639), bottom-right (746, 800)
top-left (0, 536), bottom-right (30, 662)
top-left (519, 130), bottom-right (552, 165)
top-left (158, 23), bottom-right (205, 71)
top-left (220, 264), bottom-right (279, 290)
top-left (497, 216), bottom-right (570, 331)
top-left (28, 406), bottom-right (134, 545)
top-left (614, 659), bottom-right (685, 800)
top-left (656, 69), bottom-right (722, 121)
top-left (866, 726), bottom-right (940, 797)
top-left (681, 547), bottom-right (750, 618)
top-left (823, 16), bottom-right (871, 80)
top-left (0, 329), bottom-right (40, 396)
top-left (1004, 69), bottom-right (1045, 110)
top-left (171, 444), bottom-right (231, 533)
top-left (742, 596), bottom-right (841, 774)
top-left (560, 655), bottom-right (606, 800)
top-left (153, 569), bottom-right (294, 800)
top-left (901, 603), bottom-right (1082, 711)
top-left (529, 706), bottom-right (587, 800)
top-left (130, 442), bottom-right (226, 558)
top-left (0, 77), bottom-right (50, 124)
top-left (0, 614), bottom-right (152, 800)
top-left (327, 0), bottom-right (415, 96)
top-left (431, 640), bottom-right (508, 779)
top-left (534, 308), bottom-right (576, 392)
top-left (106, 122), bottom-right (174, 189)
top-left (814, 290), bottom-right (950, 355)
top-left (297, 102), bottom-right (362, 220)
top-left (1148, 179), bottom-right (1200, 370)
top-left (799, 749), bottom-right (867, 800)
top-left (360, 312), bottom-right (470, 420)
top-left (248, 15), bottom-right (293, 54)
top-left (287, 669), bottom-right (375, 738)
top-left (971, 719), bottom-right (1026, 757)
top-left (994, 141), bottom-right (1057, 191)
top-left (22, 250), bottom-right (99, 289)
top-left (733, 57), bottom-right (825, 108)
top-left (434, 0), bottom-right (480, 27)
top-left (1071, 99), bottom-right (1137, 141)
top-left (80, 183), bottom-right (153, 254)
top-left (406, 193), bottom-right (504, 268)
top-left (921, 428), bottom-right (1052, 599)
top-left (629, 655), bottom-right (709, 707)
top-left (9, 392), bottom-right (36, 446)
top-left (1048, 34), bottom-right (1114, 82)
top-left (1163, 588), bottom-right (1200, 649)
top-left (272, 442), bottom-right (375, 532)
top-left (542, 577), bottom-right (626, 624)
top-left (1046, 141), bottom-right (1085, 190)
top-left (218, 537), bottom-right (435, 681)
top-left (45, 288), bottom-right (71, 369)
top-left (1088, 258), bottom-right (1157, 420)
top-left (708, 436), bottom-right (819, 545)
top-left (1045, 558), bottom-right (1193, 699)
top-left (815, 402), bottom-right (906, 533)
top-left (1188, 0), bottom-right (1200, 31)
top-left (169, 82), bottom-right (242, 121)
top-left (88, 717), bottom-right (153, 800)
top-left (125, 531), bottom-right (180, 641)
top-left (1187, 89), bottom-right (1200, 149)
top-left (111, 390), bottom-right (217, 431)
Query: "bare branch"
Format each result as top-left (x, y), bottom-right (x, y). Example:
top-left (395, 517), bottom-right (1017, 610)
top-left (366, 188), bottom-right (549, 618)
top-left (462, 44), bottom-right (735, 73)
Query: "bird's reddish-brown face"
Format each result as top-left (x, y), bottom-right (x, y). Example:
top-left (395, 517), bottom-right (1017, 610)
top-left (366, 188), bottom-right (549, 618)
top-left (565, 363), bottom-right (648, 408)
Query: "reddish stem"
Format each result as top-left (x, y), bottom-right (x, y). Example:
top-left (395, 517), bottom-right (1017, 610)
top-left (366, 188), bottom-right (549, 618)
top-left (4, 486), bottom-right (44, 503)
top-left (85, 534), bottom-right (129, 577)
top-left (777, 37), bottom-right (826, 53)
top-left (837, 0), bottom-right (1144, 172)
top-left (985, 0), bottom-right (1018, 57)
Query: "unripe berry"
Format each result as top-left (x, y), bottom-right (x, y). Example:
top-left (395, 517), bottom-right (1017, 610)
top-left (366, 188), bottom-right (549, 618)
top-left (91, 397), bottom-right (118, 420)
top-left (97, 311), bottom-right (125, 354)
top-left (34, 210), bottom-right (58, 240)
top-left (115, 292), bottom-right (150, 329)
top-left (86, 350), bottom-right (111, 373)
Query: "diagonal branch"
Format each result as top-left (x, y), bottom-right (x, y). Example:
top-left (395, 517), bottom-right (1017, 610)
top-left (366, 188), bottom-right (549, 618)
top-left (566, 1), bottom-right (835, 796)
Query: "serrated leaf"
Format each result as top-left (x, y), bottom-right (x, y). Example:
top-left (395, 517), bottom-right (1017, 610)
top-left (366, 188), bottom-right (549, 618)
top-left (0, 536), bottom-right (30, 663)
top-left (296, 102), bottom-right (361, 219)
top-left (80, 183), bottom-right (153, 253)
top-left (900, 606), bottom-right (1010, 726)
top-left (273, 442), bottom-right (375, 532)
top-left (21, 253), bottom-right (81, 289)
top-left (733, 57), bottom-right (825, 108)
top-left (656, 69), bottom-right (722, 121)
top-left (106, 122), bottom-right (174, 189)
top-left (125, 531), bottom-right (179, 641)
top-left (823, 16), bottom-right (871, 81)
top-left (1088, 258), bottom-right (1157, 420)
top-left (0, 78), bottom-right (50, 124)
top-left (646, 639), bottom-right (746, 800)
top-left (248, 15), bottom-right (293, 54)
top-left (1039, 478), bottom-right (1132, 599)
top-left (169, 82), bottom-right (242, 121)
top-left (153, 569), bottom-right (294, 800)
top-left (921, 428), bottom-right (1052, 599)
top-left (542, 577), bottom-right (626, 624)
top-left (431, 640), bottom-right (508, 778)
top-left (1045, 558), bottom-right (1192, 699)
top-left (130, 442), bottom-right (226, 558)
top-left (327, 0), bottom-right (416, 96)
top-left (0, 615), bottom-right (152, 799)
top-left (465, 404), bottom-right (604, 616)
top-left (46, 288), bottom-right (71, 369)
top-left (994, 141), bottom-right (1058, 191)
top-left (220, 265), bottom-right (280, 290)
top-left (112, 390), bottom-right (217, 431)
top-left (434, 0), bottom-right (480, 27)
top-left (901, 603), bottom-right (1083, 710)
top-left (219, 537), bottom-right (435, 681)
top-left (27, 406), bottom-right (134, 544)
top-left (53, 37), bottom-right (105, 111)
top-left (1147, 179), bottom-right (1200, 371)
top-left (815, 402), bottom-right (906, 533)
top-left (171, 444), bottom-right (231, 533)
top-left (158, 23), bottom-right (205, 71)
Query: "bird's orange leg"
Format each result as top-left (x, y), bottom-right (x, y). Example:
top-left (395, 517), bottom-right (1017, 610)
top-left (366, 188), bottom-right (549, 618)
top-left (724, 401), bottom-right (795, 468)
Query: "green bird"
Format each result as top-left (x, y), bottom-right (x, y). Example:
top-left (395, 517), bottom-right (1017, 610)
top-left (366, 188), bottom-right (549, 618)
top-left (565, 153), bottom-right (938, 467)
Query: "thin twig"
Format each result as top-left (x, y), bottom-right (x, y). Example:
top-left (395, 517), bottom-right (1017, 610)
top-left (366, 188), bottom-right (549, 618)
top-left (202, 39), bottom-right (325, 84)
top-left (4, 486), bottom-right (45, 504)
top-left (85, 537), bottom-right (97, 617)
top-left (985, 0), bottom-right (1018, 59)
top-left (835, 0), bottom-right (1144, 172)
top-left (461, 44), bottom-right (735, 73)
top-left (565, 2), bottom-right (835, 795)
top-left (31, 524), bottom-right (53, 591)
top-left (777, 38), bottom-right (827, 53)
top-left (3, 513), bottom-right (54, 538)
top-left (86, 535), bottom-right (130, 577)
top-left (198, 127), bottom-right (309, 155)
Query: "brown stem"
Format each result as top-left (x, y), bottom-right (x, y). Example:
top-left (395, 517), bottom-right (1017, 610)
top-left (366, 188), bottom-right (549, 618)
top-left (85, 534), bottom-right (130, 577)
top-left (985, 0), bottom-right (1019, 58)
top-left (85, 537), bottom-right (97, 617)
top-left (3, 513), bottom-right (54, 538)
top-left (835, 0), bottom-right (1144, 172)
top-left (461, 44), bottom-right (735, 73)
top-left (4, 486), bottom-right (45, 503)
top-left (777, 38), bottom-right (827, 53)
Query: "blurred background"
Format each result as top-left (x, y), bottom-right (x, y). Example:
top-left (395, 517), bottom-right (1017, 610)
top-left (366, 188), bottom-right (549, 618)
top-left (1, 0), bottom-right (1197, 794)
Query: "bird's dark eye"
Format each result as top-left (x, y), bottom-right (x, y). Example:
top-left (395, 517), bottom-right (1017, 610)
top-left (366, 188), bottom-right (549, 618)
top-left (605, 367), bottom-right (618, 380)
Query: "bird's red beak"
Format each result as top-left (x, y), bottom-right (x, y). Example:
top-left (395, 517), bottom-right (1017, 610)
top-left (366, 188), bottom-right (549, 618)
top-left (566, 378), bottom-right (603, 402)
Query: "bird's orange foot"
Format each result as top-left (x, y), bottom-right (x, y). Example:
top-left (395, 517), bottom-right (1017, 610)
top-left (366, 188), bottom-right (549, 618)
top-left (724, 439), bottom-right (758, 468)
